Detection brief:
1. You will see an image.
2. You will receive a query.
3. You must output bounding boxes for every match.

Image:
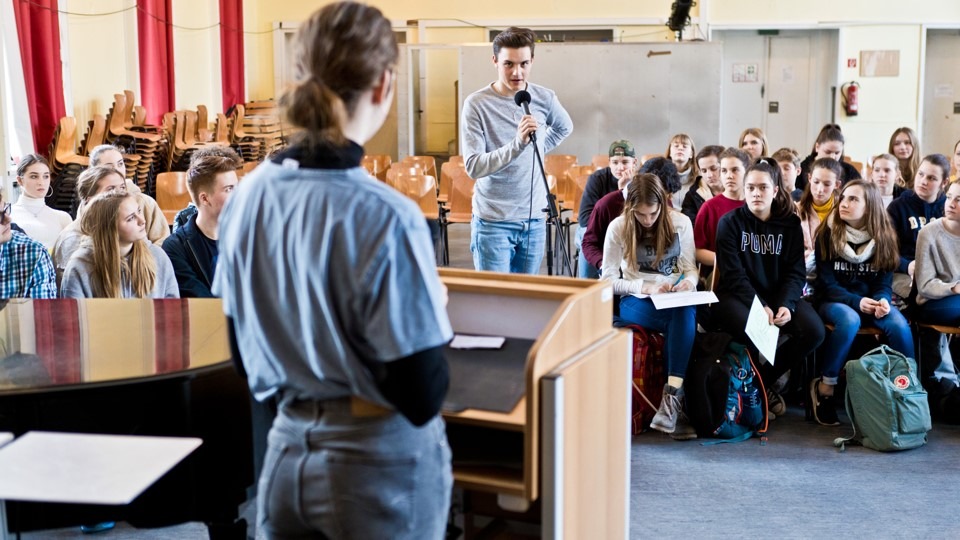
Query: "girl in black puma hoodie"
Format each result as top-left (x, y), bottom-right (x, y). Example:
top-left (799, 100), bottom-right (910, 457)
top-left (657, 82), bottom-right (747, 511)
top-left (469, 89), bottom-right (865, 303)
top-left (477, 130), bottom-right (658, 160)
top-left (713, 159), bottom-right (825, 417)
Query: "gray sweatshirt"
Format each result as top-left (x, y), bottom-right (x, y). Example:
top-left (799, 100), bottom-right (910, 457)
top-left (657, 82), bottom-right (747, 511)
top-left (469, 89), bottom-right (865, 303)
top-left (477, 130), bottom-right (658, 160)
top-left (915, 219), bottom-right (960, 305)
top-left (61, 243), bottom-right (180, 299)
top-left (460, 82), bottom-right (573, 221)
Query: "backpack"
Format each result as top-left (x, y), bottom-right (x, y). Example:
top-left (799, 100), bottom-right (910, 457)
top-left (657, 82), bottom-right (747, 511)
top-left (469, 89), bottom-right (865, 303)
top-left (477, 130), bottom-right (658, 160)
top-left (626, 325), bottom-right (666, 435)
top-left (686, 334), bottom-right (768, 443)
top-left (834, 345), bottom-right (931, 452)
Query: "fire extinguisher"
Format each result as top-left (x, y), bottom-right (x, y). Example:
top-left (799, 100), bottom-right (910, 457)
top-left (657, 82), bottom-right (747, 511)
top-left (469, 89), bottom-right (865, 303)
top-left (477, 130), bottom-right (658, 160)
top-left (841, 81), bottom-right (860, 116)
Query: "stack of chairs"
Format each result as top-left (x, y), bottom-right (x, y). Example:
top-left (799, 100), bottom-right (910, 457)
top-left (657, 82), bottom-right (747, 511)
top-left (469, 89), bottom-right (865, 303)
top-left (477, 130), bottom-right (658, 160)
top-left (230, 102), bottom-right (285, 163)
top-left (105, 91), bottom-right (163, 196)
top-left (46, 117), bottom-right (89, 214)
top-left (167, 109), bottom-right (230, 172)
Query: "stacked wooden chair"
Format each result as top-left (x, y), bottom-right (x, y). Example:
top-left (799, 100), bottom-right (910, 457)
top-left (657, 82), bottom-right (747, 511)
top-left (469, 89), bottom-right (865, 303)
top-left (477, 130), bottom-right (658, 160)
top-left (105, 91), bottom-right (163, 196)
top-left (46, 117), bottom-right (89, 214)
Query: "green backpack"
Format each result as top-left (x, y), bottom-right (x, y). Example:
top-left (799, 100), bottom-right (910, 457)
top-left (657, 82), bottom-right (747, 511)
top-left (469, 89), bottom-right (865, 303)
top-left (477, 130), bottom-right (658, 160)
top-left (834, 345), bottom-right (931, 452)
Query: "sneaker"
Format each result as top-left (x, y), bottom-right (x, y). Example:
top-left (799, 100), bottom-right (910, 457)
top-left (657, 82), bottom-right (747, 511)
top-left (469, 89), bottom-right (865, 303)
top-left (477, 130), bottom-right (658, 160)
top-left (809, 378), bottom-right (840, 426)
top-left (670, 411), bottom-right (698, 441)
top-left (650, 386), bottom-right (681, 434)
top-left (80, 522), bottom-right (115, 534)
top-left (766, 388), bottom-right (787, 417)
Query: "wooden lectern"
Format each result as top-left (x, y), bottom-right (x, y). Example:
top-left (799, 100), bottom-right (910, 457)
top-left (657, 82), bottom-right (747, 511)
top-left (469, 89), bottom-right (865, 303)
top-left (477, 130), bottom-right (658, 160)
top-left (440, 269), bottom-right (632, 539)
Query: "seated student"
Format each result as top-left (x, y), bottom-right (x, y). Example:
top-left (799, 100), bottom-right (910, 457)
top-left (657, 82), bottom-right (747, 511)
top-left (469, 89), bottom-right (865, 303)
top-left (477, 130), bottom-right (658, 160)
top-left (772, 147), bottom-right (803, 201)
top-left (693, 147), bottom-right (748, 273)
top-left (61, 191), bottom-right (178, 299)
top-left (577, 140), bottom-right (637, 278)
top-left (600, 174), bottom-right (698, 437)
top-left (870, 153), bottom-right (906, 209)
top-left (681, 145), bottom-right (724, 225)
top-left (886, 153), bottom-right (949, 300)
top-left (52, 166), bottom-right (127, 285)
top-left (10, 154), bottom-right (72, 250)
top-left (89, 144), bottom-right (170, 245)
top-left (713, 159), bottom-right (824, 418)
top-left (581, 157), bottom-right (678, 272)
top-left (739, 127), bottom-right (768, 161)
top-left (889, 127), bottom-right (920, 189)
top-left (162, 148), bottom-right (241, 297)
top-left (797, 124), bottom-right (862, 192)
top-left (797, 157), bottom-right (842, 292)
top-left (666, 133), bottom-right (698, 209)
top-left (0, 188), bottom-right (57, 298)
top-left (915, 179), bottom-right (960, 389)
top-left (951, 138), bottom-right (960, 183)
top-left (811, 180), bottom-right (912, 426)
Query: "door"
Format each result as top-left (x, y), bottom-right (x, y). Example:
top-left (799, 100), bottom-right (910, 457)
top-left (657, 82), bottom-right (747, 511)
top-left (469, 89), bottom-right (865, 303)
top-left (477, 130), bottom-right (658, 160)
top-left (922, 29), bottom-right (960, 157)
top-left (764, 36), bottom-right (813, 154)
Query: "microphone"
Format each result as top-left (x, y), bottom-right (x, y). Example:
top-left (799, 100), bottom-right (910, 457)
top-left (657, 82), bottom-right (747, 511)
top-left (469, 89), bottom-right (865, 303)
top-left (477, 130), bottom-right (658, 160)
top-left (514, 90), bottom-right (536, 143)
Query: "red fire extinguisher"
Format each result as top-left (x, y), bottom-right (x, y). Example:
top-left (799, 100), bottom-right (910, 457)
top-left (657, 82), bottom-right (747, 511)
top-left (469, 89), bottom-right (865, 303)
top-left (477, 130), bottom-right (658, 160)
top-left (841, 81), bottom-right (860, 116)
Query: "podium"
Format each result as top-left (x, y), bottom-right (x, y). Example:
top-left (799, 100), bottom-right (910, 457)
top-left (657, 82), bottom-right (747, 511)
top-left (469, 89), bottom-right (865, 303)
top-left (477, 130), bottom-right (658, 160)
top-left (440, 269), bottom-right (632, 539)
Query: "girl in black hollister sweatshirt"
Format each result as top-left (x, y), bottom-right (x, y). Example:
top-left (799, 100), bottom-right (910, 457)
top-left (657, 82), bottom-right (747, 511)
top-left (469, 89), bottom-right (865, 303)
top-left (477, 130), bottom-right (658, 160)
top-left (713, 159), bottom-right (825, 402)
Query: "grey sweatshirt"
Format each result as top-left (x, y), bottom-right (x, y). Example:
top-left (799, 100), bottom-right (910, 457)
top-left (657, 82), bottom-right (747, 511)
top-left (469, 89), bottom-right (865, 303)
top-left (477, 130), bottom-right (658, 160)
top-left (915, 219), bottom-right (960, 305)
top-left (460, 82), bottom-right (573, 221)
top-left (61, 243), bottom-right (180, 299)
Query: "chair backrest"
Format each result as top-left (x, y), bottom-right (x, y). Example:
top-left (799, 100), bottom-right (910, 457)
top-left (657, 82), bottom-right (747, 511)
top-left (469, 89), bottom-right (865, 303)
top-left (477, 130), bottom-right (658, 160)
top-left (394, 171), bottom-right (439, 219)
top-left (214, 113), bottom-right (230, 144)
top-left (107, 93), bottom-right (127, 137)
top-left (447, 168), bottom-right (475, 222)
top-left (54, 117), bottom-right (79, 160)
top-left (448, 155), bottom-right (464, 167)
top-left (82, 115), bottom-right (106, 156)
top-left (361, 154), bottom-right (392, 181)
top-left (439, 160), bottom-right (464, 202)
top-left (544, 154), bottom-right (577, 182)
top-left (592, 154), bottom-right (609, 169)
top-left (122, 90), bottom-right (137, 128)
top-left (196, 105), bottom-right (212, 142)
top-left (401, 155), bottom-right (437, 179)
top-left (155, 172), bottom-right (191, 223)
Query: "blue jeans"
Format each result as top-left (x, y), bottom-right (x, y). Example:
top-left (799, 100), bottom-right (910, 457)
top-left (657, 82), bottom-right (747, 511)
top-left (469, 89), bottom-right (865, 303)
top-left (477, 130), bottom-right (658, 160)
top-left (259, 396), bottom-right (452, 539)
top-left (818, 302), bottom-right (914, 385)
top-left (471, 216), bottom-right (545, 274)
top-left (619, 295), bottom-right (696, 378)
top-left (576, 226), bottom-right (599, 279)
top-left (918, 295), bottom-right (960, 327)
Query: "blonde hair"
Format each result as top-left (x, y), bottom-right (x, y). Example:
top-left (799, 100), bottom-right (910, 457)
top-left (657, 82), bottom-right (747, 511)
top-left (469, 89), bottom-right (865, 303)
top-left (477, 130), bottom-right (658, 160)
top-left (80, 192), bottom-right (156, 298)
top-left (280, 2), bottom-right (398, 148)
top-left (665, 133), bottom-right (699, 178)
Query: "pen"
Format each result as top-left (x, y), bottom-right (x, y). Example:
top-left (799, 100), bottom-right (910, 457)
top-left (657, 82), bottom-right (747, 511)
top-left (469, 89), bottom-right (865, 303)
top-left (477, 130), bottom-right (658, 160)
top-left (671, 273), bottom-right (685, 290)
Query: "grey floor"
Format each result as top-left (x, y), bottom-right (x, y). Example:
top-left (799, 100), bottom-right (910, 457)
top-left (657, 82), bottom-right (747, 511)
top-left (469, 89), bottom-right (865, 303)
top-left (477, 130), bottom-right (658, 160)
top-left (21, 224), bottom-right (960, 539)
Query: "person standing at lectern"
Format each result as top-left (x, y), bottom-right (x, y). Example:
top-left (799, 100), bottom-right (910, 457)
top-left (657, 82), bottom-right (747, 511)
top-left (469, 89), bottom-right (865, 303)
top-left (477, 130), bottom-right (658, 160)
top-left (460, 26), bottom-right (573, 274)
top-left (214, 3), bottom-right (454, 538)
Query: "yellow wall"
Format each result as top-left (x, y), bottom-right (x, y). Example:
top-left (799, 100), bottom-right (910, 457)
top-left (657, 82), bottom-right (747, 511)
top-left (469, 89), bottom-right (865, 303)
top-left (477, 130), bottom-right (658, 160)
top-left (64, 0), bottom-right (139, 134)
top-left (708, 0), bottom-right (960, 23)
top-left (172, 0), bottom-right (222, 114)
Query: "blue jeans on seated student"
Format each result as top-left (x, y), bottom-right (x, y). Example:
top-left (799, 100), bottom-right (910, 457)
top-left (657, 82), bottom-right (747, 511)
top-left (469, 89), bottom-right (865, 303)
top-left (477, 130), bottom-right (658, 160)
top-left (619, 296), bottom-right (696, 377)
top-left (917, 295), bottom-right (960, 327)
top-left (575, 226), bottom-right (599, 279)
top-left (818, 302), bottom-right (914, 385)
top-left (471, 216), bottom-right (545, 274)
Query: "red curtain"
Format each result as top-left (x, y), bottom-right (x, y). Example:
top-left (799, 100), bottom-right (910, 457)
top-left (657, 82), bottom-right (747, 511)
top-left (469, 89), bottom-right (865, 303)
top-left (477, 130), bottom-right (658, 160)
top-left (12, 0), bottom-right (67, 157)
top-left (219, 0), bottom-right (245, 110)
top-left (137, 0), bottom-right (175, 125)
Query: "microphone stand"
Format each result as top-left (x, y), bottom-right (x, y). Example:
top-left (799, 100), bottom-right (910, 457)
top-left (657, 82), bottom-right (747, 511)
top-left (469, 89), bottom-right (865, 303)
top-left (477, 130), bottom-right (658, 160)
top-left (528, 136), bottom-right (573, 276)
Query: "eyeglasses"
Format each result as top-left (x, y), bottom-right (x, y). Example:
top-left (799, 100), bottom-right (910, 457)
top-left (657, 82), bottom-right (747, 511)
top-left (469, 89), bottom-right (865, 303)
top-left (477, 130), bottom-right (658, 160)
top-left (0, 202), bottom-right (10, 220)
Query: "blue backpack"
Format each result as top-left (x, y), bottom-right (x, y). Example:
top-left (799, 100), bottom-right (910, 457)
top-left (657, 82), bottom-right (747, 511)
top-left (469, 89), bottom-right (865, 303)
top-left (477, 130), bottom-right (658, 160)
top-left (686, 336), bottom-right (769, 443)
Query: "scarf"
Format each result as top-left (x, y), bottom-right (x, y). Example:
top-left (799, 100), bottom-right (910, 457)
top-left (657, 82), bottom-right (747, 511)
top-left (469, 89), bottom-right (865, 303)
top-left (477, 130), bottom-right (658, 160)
top-left (840, 223), bottom-right (875, 264)
top-left (812, 197), bottom-right (834, 224)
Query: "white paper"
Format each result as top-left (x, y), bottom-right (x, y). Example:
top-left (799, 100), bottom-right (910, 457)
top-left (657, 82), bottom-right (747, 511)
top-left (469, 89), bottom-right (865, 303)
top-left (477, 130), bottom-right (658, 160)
top-left (745, 296), bottom-right (779, 365)
top-left (450, 334), bottom-right (506, 350)
top-left (0, 432), bottom-right (201, 504)
top-left (650, 291), bottom-right (718, 310)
